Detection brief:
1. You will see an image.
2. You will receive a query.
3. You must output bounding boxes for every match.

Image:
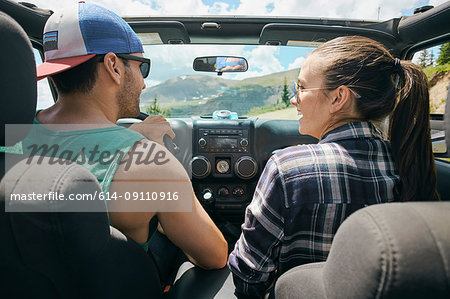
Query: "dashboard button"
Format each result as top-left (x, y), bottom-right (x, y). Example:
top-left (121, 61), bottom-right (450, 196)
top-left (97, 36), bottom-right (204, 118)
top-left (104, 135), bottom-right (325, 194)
top-left (198, 138), bottom-right (207, 147)
top-left (217, 187), bottom-right (230, 197)
top-left (201, 188), bottom-right (214, 204)
top-left (216, 160), bottom-right (230, 174)
top-left (232, 187), bottom-right (245, 197)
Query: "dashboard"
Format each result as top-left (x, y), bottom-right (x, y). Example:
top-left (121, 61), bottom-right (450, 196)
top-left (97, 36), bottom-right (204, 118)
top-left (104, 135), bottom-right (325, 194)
top-left (166, 116), bottom-right (318, 222)
top-left (192, 118), bottom-right (257, 215)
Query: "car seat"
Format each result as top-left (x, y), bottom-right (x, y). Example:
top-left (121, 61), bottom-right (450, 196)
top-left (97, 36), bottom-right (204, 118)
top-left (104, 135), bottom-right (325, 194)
top-left (275, 202), bottom-right (450, 298)
top-left (0, 11), bottom-right (162, 298)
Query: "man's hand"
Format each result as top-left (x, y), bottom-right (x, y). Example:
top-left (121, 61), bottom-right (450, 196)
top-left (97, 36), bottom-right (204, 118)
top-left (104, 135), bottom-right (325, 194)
top-left (128, 115), bottom-right (175, 145)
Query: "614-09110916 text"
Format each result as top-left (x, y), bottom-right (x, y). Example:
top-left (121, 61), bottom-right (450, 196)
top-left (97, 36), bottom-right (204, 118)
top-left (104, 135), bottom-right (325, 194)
top-left (9, 191), bottom-right (179, 201)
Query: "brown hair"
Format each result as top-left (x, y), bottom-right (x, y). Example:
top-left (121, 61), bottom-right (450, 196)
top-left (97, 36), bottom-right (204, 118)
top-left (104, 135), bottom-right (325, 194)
top-left (311, 36), bottom-right (439, 201)
top-left (51, 54), bottom-right (130, 94)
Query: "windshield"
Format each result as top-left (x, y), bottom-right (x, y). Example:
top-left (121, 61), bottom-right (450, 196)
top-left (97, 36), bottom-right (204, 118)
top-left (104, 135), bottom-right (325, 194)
top-left (141, 44), bottom-right (315, 119)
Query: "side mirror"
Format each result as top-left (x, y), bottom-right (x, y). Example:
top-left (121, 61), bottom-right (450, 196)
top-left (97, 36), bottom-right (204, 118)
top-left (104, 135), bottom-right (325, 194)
top-left (193, 56), bottom-right (248, 75)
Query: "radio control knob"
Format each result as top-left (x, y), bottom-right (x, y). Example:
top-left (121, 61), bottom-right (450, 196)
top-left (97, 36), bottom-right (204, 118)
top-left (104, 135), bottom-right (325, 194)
top-left (202, 188), bottom-right (214, 204)
top-left (198, 138), bottom-right (207, 147)
top-left (216, 160), bottom-right (230, 174)
top-left (240, 138), bottom-right (248, 147)
top-left (232, 187), bottom-right (245, 197)
top-left (217, 187), bottom-right (230, 197)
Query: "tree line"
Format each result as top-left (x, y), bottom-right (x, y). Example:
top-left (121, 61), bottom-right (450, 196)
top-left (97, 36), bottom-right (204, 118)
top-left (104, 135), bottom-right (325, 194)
top-left (417, 42), bottom-right (450, 67)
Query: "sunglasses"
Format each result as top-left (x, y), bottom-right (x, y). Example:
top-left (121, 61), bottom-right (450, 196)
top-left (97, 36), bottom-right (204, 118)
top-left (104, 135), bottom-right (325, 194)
top-left (293, 82), bottom-right (331, 105)
top-left (98, 54), bottom-right (151, 78)
top-left (293, 82), bottom-right (361, 104)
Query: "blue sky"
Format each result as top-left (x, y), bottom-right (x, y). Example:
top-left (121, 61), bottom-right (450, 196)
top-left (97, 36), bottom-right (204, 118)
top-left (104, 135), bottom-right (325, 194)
top-left (31, 0), bottom-right (448, 108)
top-left (29, 0), bottom-right (448, 19)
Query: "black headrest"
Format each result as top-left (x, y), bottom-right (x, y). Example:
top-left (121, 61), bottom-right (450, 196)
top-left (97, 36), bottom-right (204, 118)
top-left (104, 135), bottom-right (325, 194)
top-left (0, 12), bottom-right (37, 146)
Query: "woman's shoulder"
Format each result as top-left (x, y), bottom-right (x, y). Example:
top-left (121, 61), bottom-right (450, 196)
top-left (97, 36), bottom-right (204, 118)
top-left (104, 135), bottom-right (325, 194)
top-left (272, 143), bottom-right (345, 173)
top-left (274, 143), bottom-right (342, 161)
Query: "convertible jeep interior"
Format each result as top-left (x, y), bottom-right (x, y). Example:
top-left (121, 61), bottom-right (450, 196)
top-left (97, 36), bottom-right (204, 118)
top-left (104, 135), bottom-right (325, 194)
top-left (1, 0), bottom-right (449, 298)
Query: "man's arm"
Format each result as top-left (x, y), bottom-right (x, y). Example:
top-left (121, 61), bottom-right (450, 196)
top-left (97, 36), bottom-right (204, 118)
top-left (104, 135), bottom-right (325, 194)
top-left (228, 155), bottom-right (286, 297)
top-left (109, 139), bottom-right (228, 270)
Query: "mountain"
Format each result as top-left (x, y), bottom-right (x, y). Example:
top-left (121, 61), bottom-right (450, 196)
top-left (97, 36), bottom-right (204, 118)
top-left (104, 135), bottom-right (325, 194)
top-left (237, 68), bottom-right (299, 87)
top-left (140, 68), bottom-right (301, 116)
top-left (140, 75), bottom-right (236, 104)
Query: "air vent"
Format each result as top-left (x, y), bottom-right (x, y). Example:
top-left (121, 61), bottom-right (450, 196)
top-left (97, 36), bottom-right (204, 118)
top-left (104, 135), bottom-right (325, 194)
top-left (235, 156), bottom-right (258, 179)
top-left (191, 156), bottom-right (211, 179)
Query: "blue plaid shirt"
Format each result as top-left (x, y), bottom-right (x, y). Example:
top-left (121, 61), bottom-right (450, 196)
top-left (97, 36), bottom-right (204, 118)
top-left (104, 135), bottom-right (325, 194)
top-left (228, 121), bottom-right (400, 297)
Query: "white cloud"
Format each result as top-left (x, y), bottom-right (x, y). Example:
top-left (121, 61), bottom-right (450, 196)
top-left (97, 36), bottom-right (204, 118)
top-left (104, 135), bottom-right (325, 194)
top-left (205, 0), bottom-right (426, 19)
top-left (428, 0), bottom-right (449, 8)
top-left (248, 46), bottom-right (284, 73)
top-left (27, 0), bottom-right (435, 19)
top-left (28, 0), bottom-right (158, 16)
top-left (144, 44), bottom-right (248, 85)
top-left (142, 44), bottom-right (286, 83)
top-left (288, 56), bottom-right (305, 70)
top-left (230, 46), bottom-right (285, 80)
top-left (37, 79), bottom-right (54, 110)
top-left (28, 0), bottom-right (444, 92)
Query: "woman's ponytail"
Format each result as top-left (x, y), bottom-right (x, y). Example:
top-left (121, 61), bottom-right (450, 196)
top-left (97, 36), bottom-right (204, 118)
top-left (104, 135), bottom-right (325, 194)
top-left (389, 60), bottom-right (440, 201)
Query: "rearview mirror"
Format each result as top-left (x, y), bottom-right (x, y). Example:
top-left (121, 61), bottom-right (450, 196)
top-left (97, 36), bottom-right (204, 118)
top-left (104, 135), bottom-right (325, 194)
top-left (193, 56), bottom-right (248, 75)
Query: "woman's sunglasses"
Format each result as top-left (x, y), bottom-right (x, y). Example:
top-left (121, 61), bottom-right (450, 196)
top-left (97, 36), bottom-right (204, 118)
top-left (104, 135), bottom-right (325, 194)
top-left (292, 82), bottom-right (361, 104)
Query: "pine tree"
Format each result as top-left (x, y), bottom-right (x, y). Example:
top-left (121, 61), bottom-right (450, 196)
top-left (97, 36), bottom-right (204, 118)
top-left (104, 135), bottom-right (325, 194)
top-left (281, 77), bottom-right (290, 107)
top-left (437, 42), bottom-right (450, 65)
top-left (417, 49), bottom-right (431, 68)
top-left (146, 95), bottom-right (171, 117)
top-left (429, 50), bottom-right (435, 67)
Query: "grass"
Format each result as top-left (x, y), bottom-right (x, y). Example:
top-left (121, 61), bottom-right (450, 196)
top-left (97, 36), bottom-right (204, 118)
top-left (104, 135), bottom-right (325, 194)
top-left (421, 63), bottom-right (449, 114)
top-left (245, 103), bottom-right (288, 116)
top-left (422, 63), bottom-right (450, 80)
top-left (140, 99), bottom-right (203, 113)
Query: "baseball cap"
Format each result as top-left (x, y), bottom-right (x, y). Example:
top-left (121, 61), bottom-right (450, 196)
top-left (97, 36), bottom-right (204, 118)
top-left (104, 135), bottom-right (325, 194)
top-left (37, 2), bottom-right (143, 81)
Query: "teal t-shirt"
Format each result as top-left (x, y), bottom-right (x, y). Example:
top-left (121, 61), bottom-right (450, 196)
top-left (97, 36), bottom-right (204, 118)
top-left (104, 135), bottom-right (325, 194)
top-left (21, 118), bottom-right (145, 193)
top-left (19, 116), bottom-right (157, 251)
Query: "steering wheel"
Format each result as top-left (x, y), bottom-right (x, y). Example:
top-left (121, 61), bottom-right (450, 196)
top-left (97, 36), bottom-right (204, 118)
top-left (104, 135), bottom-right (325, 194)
top-left (137, 112), bottom-right (179, 155)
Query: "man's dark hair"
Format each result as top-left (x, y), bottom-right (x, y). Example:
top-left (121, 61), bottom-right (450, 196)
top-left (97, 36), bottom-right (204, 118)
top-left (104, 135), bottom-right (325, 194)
top-left (50, 55), bottom-right (104, 94)
top-left (51, 54), bottom-right (131, 94)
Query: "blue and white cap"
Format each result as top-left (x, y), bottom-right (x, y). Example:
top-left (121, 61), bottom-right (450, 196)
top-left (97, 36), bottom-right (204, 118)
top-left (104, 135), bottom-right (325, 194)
top-left (37, 1), bottom-right (143, 80)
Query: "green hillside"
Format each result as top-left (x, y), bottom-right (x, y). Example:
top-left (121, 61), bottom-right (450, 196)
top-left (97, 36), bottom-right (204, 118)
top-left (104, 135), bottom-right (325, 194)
top-left (237, 68), bottom-right (299, 87)
top-left (140, 75), bottom-right (236, 104)
top-left (140, 68), bottom-right (300, 117)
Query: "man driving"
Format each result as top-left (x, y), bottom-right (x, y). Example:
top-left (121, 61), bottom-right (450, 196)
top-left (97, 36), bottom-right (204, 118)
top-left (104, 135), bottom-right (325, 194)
top-left (22, 1), bottom-right (227, 278)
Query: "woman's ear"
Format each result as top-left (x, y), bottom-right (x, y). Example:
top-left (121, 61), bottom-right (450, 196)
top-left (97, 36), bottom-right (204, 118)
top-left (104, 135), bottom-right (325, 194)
top-left (329, 85), bottom-right (353, 114)
top-left (101, 52), bottom-right (123, 85)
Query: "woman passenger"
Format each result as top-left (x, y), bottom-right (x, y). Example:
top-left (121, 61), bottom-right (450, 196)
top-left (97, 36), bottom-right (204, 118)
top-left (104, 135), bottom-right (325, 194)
top-left (228, 36), bottom-right (440, 298)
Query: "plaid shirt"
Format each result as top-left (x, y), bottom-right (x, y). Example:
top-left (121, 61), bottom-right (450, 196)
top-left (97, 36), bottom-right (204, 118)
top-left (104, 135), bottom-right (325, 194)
top-left (228, 121), bottom-right (400, 297)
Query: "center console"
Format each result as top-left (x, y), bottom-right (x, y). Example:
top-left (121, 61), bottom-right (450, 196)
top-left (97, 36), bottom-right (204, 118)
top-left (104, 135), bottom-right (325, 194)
top-left (191, 117), bottom-right (258, 213)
